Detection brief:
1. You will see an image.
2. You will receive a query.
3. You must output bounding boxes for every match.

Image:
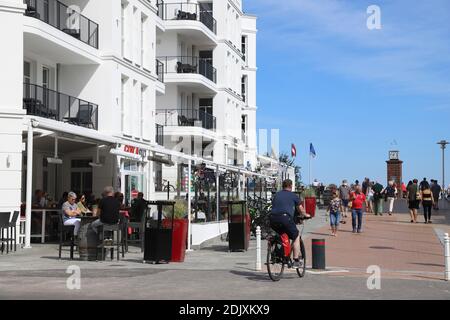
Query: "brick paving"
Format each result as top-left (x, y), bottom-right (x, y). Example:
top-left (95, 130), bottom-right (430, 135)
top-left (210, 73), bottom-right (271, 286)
top-left (303, 199), bottom-right (449, 281)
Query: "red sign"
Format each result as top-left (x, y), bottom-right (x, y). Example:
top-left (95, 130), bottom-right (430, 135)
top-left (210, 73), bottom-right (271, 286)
top-left (131, 189), bottom-right (139, 199)
top-left (124, 145), bottom-right (139, 155)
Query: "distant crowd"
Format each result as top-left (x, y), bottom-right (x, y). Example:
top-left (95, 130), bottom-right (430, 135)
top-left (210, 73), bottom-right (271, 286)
top-left (322, 177), bottom-right (449, 237)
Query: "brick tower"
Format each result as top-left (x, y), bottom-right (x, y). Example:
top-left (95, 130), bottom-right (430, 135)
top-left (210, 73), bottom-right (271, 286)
top-left (386, 150), bottom-right (403, 194)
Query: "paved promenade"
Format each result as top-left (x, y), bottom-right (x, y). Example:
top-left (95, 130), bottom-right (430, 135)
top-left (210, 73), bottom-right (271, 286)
top-left (0, 200), bottom-right (449, 299)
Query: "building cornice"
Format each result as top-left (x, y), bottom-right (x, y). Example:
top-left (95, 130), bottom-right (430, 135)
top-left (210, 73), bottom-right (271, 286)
top-left (243, 66), bottom-right (257, 72)
top-left (242, 28), bottom-right (257, 34)
top-left (217, 39), bottom-right (244, 58)
top-left (218, 88), bottom-right (244, 102)
top-left (0, 1), bottom-right (26, 14)
top-left (100, 53), bottom-right (159, 82)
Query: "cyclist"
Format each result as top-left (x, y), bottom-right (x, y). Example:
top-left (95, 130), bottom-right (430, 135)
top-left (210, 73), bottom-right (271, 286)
top-left (269, 179), bottom-right (310, 268)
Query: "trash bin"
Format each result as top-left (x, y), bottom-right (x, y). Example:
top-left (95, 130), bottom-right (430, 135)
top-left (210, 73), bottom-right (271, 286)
top-left (312, 238), bottom-right (326, 269)
top-left (228, 200), bottom-right (249, 252)
top-left (144, 201), bottom-right (175, 264)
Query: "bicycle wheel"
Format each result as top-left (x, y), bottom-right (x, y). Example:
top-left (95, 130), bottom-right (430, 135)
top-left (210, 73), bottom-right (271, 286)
top-left (267, 239), bottom-right (284, 281)
top-left (296, 239), bottom-right (306, 278)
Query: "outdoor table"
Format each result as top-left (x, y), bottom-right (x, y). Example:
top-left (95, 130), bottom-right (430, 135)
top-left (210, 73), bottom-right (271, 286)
top-left (31, 208), bottom-right (59, 243)
top-left (78, 216), bottom-right (98, 261)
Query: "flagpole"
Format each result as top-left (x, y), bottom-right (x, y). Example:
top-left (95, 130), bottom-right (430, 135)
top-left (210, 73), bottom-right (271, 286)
top-left (309, 153), bottom-right (311, 187)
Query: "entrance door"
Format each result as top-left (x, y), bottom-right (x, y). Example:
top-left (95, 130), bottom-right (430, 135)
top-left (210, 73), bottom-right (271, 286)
top-left (125, 174), bottom-right (143, 207)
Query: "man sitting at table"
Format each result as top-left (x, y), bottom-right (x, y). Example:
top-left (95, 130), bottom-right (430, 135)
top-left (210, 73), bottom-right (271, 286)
top-left (62, 192), bottom-right (82, 236)
top-left (91, 186), bottom-right (120, 240)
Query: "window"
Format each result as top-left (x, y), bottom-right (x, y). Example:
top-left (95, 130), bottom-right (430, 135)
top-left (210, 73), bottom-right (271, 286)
top-left (141, 14), bottom-right (147, 68)
top-left (42, 67), bottom-right (50, 105)
top-left (121, 2), bottom-right (127, 57)
top-left (140, 85), bottom-right (146, 139)
top-left (241, 36), bottom-right (247, 61)
top-left (241, 75), bottom-right (247, 102)
top-left (121, 76), bottom-right (128, 134)
top-left (71, 159), bottom-right (93, 196)
top-left (24, 61), bottom-right (31, 84)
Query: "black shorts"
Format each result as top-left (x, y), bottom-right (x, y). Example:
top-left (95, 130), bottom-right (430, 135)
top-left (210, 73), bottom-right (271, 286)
top-left (269, 214), bottom-right (299, 241)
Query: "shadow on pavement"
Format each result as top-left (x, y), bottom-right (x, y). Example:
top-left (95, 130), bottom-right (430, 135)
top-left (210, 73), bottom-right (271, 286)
top-left (229, 269), bottom-right (273, 282)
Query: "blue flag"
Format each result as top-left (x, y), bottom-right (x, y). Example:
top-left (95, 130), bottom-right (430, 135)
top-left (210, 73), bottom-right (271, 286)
top-left (310, 143), bottom-right (316, 158)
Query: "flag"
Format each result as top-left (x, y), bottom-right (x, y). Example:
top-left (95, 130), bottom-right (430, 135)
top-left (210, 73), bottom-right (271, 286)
top-left (310, 143), bottom-right (316, 158)
top-left (291, 144), bottom-right (297, 158)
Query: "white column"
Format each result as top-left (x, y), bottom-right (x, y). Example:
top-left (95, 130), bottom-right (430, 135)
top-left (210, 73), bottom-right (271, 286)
top-left (24, 123), bottom-right (33, 249)
top-left (444, 233), bottom-right (450, 281)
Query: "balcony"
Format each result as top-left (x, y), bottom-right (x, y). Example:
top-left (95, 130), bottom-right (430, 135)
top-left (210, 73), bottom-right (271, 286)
top-left (23, 83), bottom-right (98, 130)
top-left (158, 56), bottom-right (217, 84)
top-left (156, 109), bottom-right (216, 132)
top-left (156, 59), bottom-right (164, 83)
top-left (24, 0), bottom-right (99, 49)
top-left (157, 1), bottom-right (216, 35)
top-left (156, 124), bottom-right (164, 145)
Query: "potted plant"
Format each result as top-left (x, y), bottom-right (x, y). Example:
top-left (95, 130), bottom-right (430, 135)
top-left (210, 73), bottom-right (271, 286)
top-left (303, 187), bottom-right (317, 217)
top-left (162, 200), bottom-right (188, 262)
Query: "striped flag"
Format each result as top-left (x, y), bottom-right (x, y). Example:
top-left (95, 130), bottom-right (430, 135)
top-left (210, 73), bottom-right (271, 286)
top-left (291, 144), bottom-right (297, 158)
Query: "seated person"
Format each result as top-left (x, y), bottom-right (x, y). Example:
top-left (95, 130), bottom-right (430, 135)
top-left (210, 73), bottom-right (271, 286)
top-left (62, 192), bottom-right (82, 236)
top-left (91, 186), bottom-right (120, 238)
top-left (77, 194), bottom-right (92, 216)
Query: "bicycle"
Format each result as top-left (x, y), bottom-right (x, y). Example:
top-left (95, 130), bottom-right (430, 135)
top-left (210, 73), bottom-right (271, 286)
top-left (266, 215), bottom-right (309, 281)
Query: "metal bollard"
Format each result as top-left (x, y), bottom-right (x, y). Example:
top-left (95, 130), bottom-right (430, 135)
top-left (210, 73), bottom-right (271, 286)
top-left (444, 233), bottom-right (450, 281)
top-left (256, 226), bottom-right (261, 271)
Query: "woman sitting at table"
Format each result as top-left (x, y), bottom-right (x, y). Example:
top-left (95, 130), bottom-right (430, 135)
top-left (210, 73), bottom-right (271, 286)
top-left (62, 192), bottom-right (82, 236)
top-left (77, 194), bottom-right (92, 216)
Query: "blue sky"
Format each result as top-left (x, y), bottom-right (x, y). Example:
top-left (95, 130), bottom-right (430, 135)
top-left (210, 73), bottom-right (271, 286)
top-left (244, 0), bottom-right (450, 186)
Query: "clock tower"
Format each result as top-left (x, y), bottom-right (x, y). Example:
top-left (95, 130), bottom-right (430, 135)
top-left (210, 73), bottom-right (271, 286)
top-left (386, 150), bottom-right (403, 193)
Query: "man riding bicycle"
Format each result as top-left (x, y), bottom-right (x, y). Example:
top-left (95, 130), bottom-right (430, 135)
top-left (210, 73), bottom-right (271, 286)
top-left (269, 179), bottom-right (310, 268)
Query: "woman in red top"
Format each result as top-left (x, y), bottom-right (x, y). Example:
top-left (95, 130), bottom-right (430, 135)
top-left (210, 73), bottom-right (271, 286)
top-left (350, 186), bottom-right (366, 233)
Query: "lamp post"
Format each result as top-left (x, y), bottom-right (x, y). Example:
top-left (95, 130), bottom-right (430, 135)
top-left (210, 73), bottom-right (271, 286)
top-left (437, 140), bottom-right (449, 190)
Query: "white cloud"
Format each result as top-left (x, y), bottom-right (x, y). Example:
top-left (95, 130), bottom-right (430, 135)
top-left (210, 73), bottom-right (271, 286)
top-left (250, 0), bottom-right (450, 98)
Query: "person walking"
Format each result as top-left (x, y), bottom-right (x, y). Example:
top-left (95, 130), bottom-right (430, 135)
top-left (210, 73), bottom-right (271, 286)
top-left (430, 180), bottom-right (442, 210)
top-left (384, 180), bottom-right (397, 215)
top-left (421, 185), bottom-right (435, 223)
top-left (401, 182), bottom-right (407, 199)
top-left (372, 181), bottom-right (384, 216)
top-left (350, 186), bottom-right (366, 233)
top-left (327, 191), bottom-right (342, 237)
top-left (407, 179), bottom-right (420, 223)
top-left (338, 180), bottom-right (351, 221)
top-left (419, 178), bottom-right (429, 191)
top-left (366, 183), bottom-right (374, 213)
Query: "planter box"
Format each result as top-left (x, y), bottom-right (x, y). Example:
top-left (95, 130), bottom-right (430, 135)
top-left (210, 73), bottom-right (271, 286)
top-left (304, 197), bottom-right (317, 217)
top-left (162, 218), bottom-right (188, 262)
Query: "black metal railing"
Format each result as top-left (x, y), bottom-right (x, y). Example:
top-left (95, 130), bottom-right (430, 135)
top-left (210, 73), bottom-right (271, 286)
top-left (158, 56), bottom-right (217, 83)
top-left (156, 59), bottom-right (164, 83)
top-left (156, 124), bottom-right (164, 145)
top-left (156, 109), bottom-right (216, 131)
top-left (23, 83), bottom-right (98, 130)
top-left (24, 0), bottom-right (99, 49)
top-left (157, 1), bottom-right (216, 34)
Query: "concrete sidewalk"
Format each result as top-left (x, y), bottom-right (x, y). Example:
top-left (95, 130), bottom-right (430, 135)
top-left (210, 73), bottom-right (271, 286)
top-left (302, 199), bottom-right (448, 281)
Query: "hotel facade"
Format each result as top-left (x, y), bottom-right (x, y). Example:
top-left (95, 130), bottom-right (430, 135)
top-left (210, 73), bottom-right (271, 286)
top-left (0, 0), bottom-right (281, 248)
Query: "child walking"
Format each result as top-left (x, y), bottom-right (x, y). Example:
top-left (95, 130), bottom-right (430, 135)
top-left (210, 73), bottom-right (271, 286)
top-left (327, 192), bottom-right (343, 236)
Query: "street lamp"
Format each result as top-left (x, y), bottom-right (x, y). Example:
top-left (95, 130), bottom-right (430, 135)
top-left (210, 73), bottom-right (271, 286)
top-left (437, 140), bottom-right (449, 190)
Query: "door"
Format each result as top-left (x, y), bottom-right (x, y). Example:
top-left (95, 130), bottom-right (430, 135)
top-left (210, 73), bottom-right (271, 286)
top-left (71, 159), bottom-right (93, 197)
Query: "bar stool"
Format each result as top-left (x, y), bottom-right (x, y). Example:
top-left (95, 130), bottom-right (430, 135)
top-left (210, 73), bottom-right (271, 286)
top-left (0, 212), bottom-right (11, 254)
top-left (5, 211), bottom-right (19, 252)
top-left (97, 223), bottom-right (122, 261)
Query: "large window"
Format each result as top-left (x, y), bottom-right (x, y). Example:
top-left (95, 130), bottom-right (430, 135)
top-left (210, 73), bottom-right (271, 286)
top-left (241, 75), bottom-right (247, 103)
top-left (71, 159), bottom-right (93, 197)
top-left (241, 36), bottom-right (247, 61)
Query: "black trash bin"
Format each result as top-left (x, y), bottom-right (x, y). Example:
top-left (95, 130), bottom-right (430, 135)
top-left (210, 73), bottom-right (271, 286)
top-left (143, 201), bottom-right (175, 264)
top-left (227, 201), bottom-right (249, 252)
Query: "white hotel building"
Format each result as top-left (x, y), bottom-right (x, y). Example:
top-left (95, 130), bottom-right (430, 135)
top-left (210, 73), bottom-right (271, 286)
top-left (0, 0), bottom-right (270, 248)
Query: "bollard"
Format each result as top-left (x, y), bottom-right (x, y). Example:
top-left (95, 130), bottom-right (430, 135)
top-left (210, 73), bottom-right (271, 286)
top-left (312, 239), bottom-right (326, 270)
top-left (444, 233), bottom-right (450, 281)
top-left (256, 226), bottom-right (261, 271)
